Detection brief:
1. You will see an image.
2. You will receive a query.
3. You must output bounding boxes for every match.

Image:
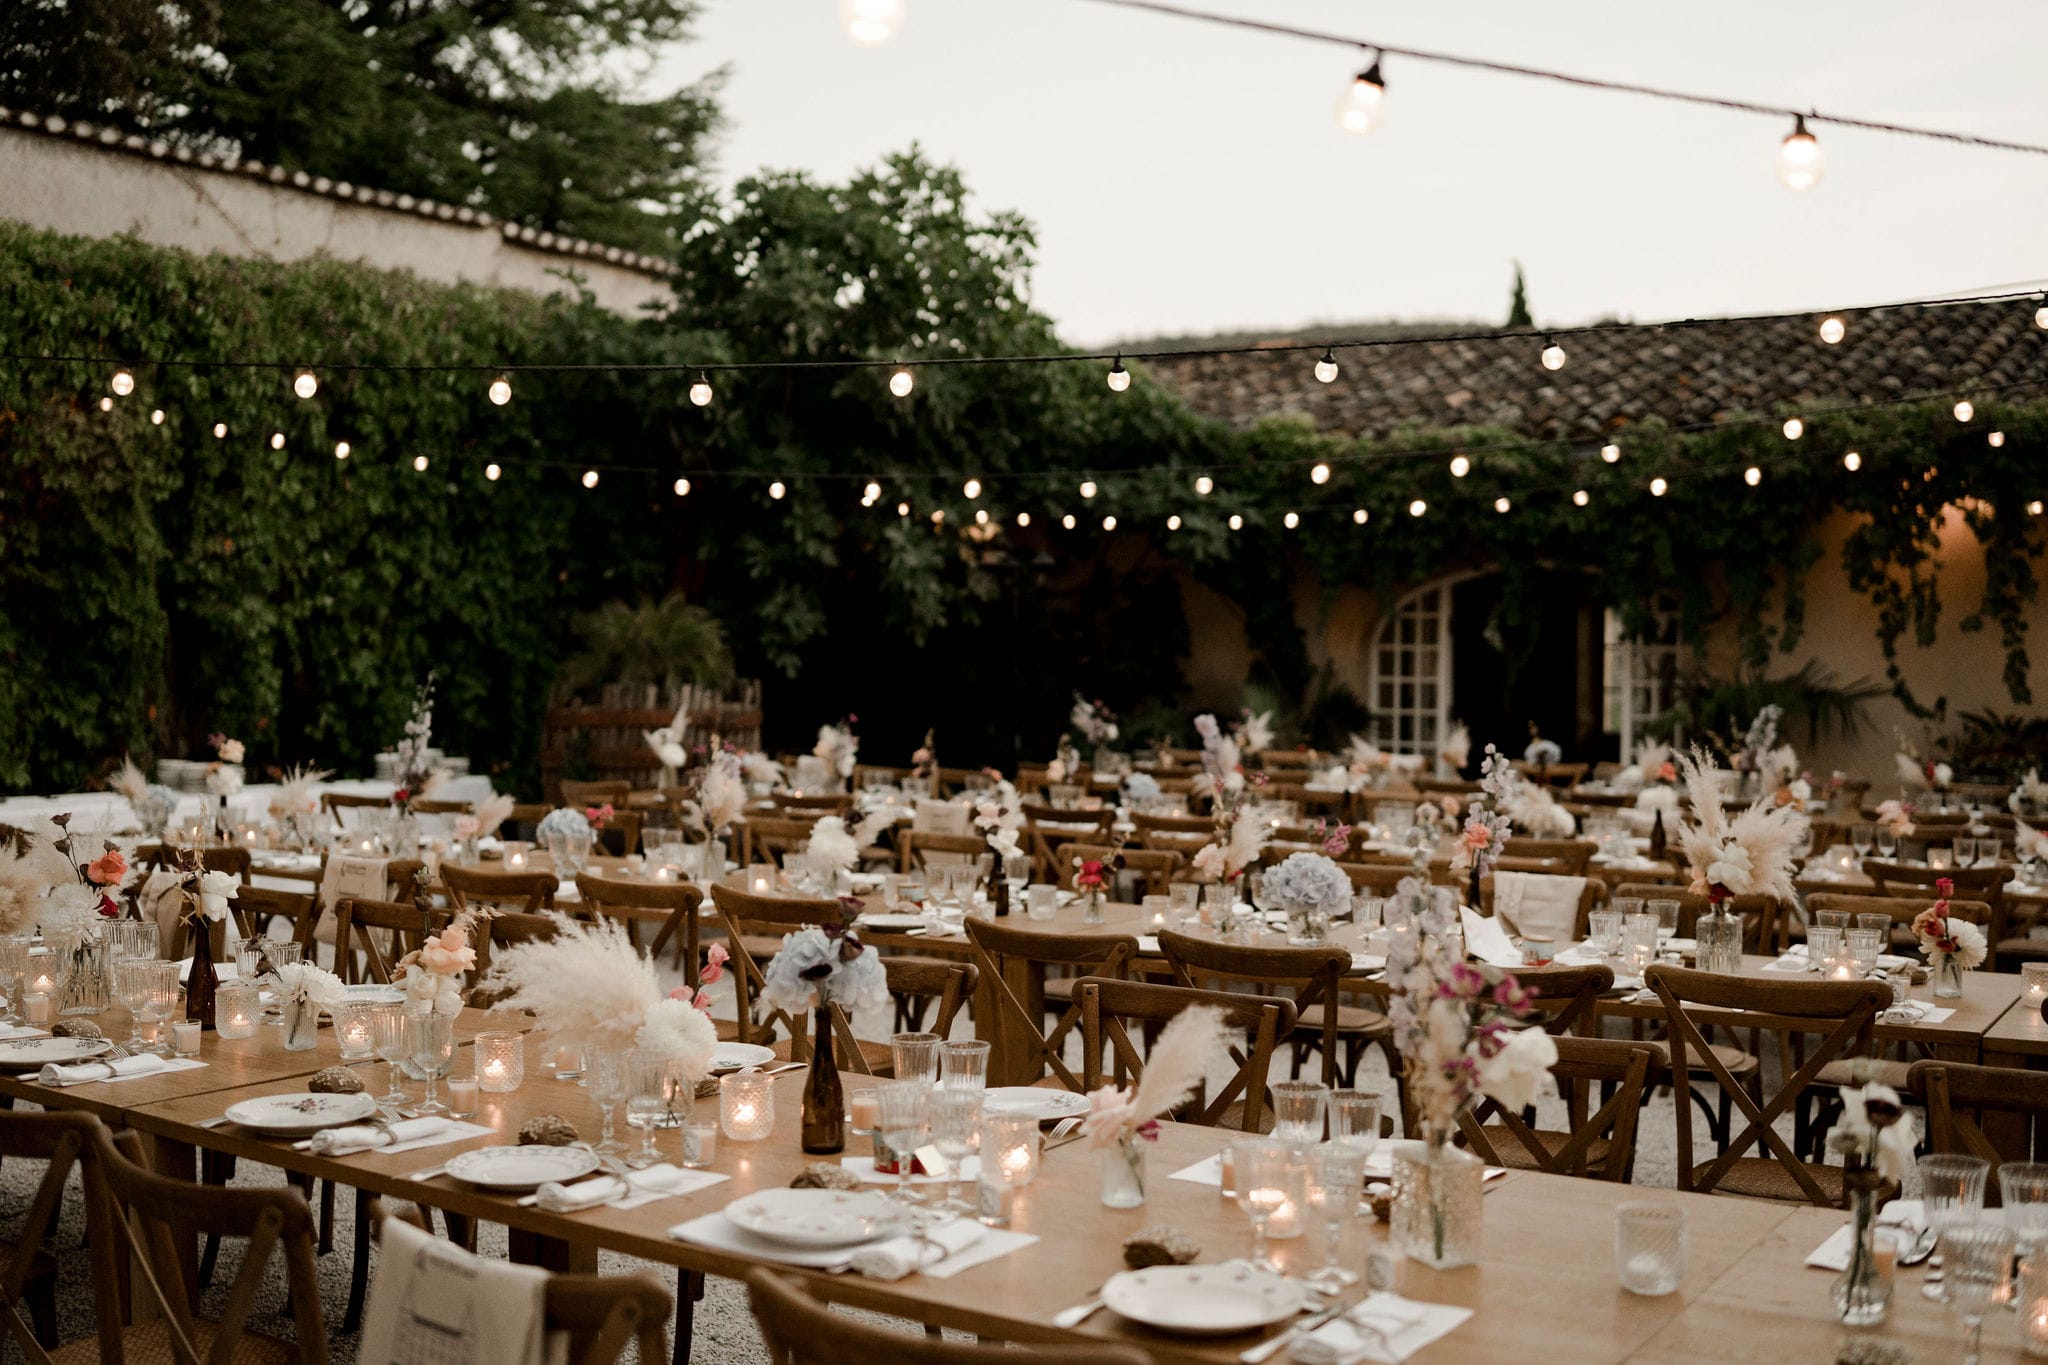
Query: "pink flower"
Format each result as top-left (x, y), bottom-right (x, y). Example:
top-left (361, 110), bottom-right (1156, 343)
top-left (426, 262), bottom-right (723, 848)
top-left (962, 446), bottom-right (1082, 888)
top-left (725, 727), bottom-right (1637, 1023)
top-left (701, 943), bottom-right (729, 986)
top-left (1461, 823), bottom-right (1493, 852)
top-left (584, 803), bottom-right (613, 831)
top-left (416, 924), bottom-right (476, 976)
top-left (1657, 761), bottom-right (1678, 783)
top-left (86, 849), bottom-right (127, 886)
top-left (669, 984), bottom-right (713, 1014)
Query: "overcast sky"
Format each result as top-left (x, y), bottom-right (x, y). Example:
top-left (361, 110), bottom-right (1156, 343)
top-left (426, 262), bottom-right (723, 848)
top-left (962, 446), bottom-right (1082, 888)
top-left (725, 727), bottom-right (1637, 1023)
top-left (650, 1), bottom-right (2048, 346)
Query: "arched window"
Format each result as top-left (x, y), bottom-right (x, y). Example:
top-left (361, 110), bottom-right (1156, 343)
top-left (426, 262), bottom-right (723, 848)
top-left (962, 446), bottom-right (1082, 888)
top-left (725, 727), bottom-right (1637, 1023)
top-left (1369, 579), bottom-right (1456, 758)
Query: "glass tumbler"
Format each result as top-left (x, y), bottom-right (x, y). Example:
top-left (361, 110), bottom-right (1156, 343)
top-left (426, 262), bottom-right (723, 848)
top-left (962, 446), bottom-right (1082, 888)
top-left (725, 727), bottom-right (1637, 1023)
top-left (1616, 1202), bottom-right (1686, 1295)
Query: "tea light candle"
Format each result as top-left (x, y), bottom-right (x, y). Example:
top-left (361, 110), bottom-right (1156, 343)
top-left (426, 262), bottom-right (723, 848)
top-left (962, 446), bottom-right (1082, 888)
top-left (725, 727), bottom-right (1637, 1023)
top-left (216, 983), bottom-right (260, 1039)
top-left (1149, 912), bottom-right (1167, 932)
top-left (2021, 1255), bottom-right (2048, 1357)
top-left (28, 966), bottom-right (55, 997)
top-left (653, 864), bottom-right (677, 883)
top-left (23, 993), bottom-right (50, 1026)
top-left (748, 865), bottom-right (775, 895)
top-left (683, 1121), bottom-right (719, 1168)
top-left (1266, 1192), bottom-right (1304, 1239)
top-left (981, 1111), bottom-right (1040, 1189)
top-left (336, 1007), bottom-right (375, 1059)
top-left (476, 1031), bottom-right (524, 1092)
top-left (506, 849), bottom-right (527, 870)
top-left (720, 1072), bottom-right (776, 1141)
top-left (848, 1091), bottom-right (881, 1133)
top-left (172, 1021), bottom-right (201, 1057)
top-left (447, 1078), bottom-right (479, 1117)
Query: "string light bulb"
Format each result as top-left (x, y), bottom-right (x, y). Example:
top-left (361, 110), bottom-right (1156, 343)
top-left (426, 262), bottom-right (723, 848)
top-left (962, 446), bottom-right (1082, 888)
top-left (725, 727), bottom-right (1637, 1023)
top-left (582, 469), bottom-right (600, 489)
top-left (1449, 454), bottom-right (1471, 478)
top-left (888, 367), bottom-right (914, 398)
top-left (1843, 451), bottom-right (1862, 471)
top-left (1195, 475), bottom-right (1214, 496)
top-left (1167, 514), bottom-right (1182, 531)
top-left (975, 509), bottom-right (989, 525)
top-left (963, 478), bottom-right (982, 499)
top-left (841, 0), bottom-right (905, 45)
top-left (1314, 348), bottom-right (1339, 383)
top-left (1494, 496), bottom-right (1511, 513)
top-left (898, 502), bottom-right (911, 517)
top-left (1016, 511), bottom-right (1031, 527)
top-left (769, 481), bottom-right (787, 500)
top-left (931, 509), bottom-right (945, 525)
top-left (1650, 477), bottom-right (1668, 496)
top-left (212, 423), bottom-right (227, 439)
top-left (1776, 113), bottom-right (1825, 192)
top-left (1079, 480), bottom-right (1098, 499)
top-left (1989, 431), bottom-right (2006, 448)
top-left (1352, 508), bottom-right (1369, 525)
top-left (2029, 500), bottom-right (2045, 517)
top-left (488, 375), bottom-right (511, 406)
top-left (2036, 296), bottom-right (2048, 330)
top-left (1600, 443), bottom-right (1621, 463)
top-left (1572, 488), bottom-right (1590, 507)
top-left (97, 396), bottom-right (112, 412)
top-left (1783, 417), bottom-right (1804, 440)
top-left (1062, 514), bottom-right (1077, 530)
top-left (293, 370), bottom-right (318, 399)
top-left (1744, 466), bottom-right (1762, 487)
top-left (1283, 511), bottom-right (1299, 529)
top-left (1107, 356), bottom-right (1130, 392)
top-left (334, 441), bottom-right (350, 460)
top-left (1102, 515), bottom-right (1117, 531)
top-left (689, 374), bottom-right (713, 407)
top-left (110, 369), bottom-right (134, 397)
top-left (1954, 399), bottom-right (1974, 422)
top-left (1408, 498), bottom-right (1427, 517)
top-left (1540, 338), bottom-right (1567, 372)
top-left (1334, 52), bottom-right (1386, 136)
top-left (486, 463), bottom-right (502, 481)
top-left (1818, 316), bottom-right (1845, 344)
top-left (269, 432), bottom-right (285, 450)
top-left (674, 477), bottom-right (691, 496)
top-left (1310, 462), bottom-right (1331, 485)
top-left (412, 455), bottom-right (429, 472)
top-left (149, 409), bottom-right (164, 425)
top-left (1228, 514), bottom-right (1244, 531)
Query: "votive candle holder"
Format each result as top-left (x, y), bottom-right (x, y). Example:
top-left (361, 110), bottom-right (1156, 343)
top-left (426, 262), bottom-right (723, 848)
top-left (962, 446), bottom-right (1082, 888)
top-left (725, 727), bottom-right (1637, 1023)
top-left (721, 1072), bottom-right (776, 1141)
top-left (215, 983), bottom-right (261, 1040)
top-left (475, 1030), bottom-right (525, 1092)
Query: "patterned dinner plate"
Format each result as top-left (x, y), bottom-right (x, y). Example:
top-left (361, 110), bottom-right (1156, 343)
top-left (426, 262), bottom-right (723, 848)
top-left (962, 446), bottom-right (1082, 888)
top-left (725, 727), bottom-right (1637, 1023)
top-left (980, 1087), bottom-right (1091, 1121)
top-left (712, 1042), bottom-right (776, 1071)
top-left (445, 1144), bottom-right (601, 1190)
top-left (855, 913), bottom-right (928, 931)
top-left (0, 1036), bottom-right (113, 1069)
top-left (223, 1092), bottom-right (380, 1135)
top-left (1101, 1264), bottom-right (1305, 1336)
top-left (723, 1189), bottom-right (911, 1248)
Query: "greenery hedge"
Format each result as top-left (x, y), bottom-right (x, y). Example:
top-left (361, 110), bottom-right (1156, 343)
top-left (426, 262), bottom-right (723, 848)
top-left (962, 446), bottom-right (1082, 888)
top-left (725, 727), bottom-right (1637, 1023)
top-left (1, 152), bottom-right (2042, 794)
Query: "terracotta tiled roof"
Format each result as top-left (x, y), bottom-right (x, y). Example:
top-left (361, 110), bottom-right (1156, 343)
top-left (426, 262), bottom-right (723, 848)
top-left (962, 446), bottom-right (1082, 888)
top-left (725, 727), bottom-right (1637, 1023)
top-left (1137, 300), bottom-right (2048, 441)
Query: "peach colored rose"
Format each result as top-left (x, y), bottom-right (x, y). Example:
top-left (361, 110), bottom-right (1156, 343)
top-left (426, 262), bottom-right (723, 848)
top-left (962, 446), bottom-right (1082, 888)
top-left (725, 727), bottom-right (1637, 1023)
top-left (416, 924), bottom-right (476, 976)
top-left (701, 942), bottom-right (729, 985)
top-left (86, 849), bottom-right (127, 886)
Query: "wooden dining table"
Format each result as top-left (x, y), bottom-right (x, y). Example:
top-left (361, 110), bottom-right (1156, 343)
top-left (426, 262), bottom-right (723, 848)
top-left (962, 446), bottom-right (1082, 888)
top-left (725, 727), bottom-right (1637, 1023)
top-left (7, 1017), bottom-right (2035, 1363)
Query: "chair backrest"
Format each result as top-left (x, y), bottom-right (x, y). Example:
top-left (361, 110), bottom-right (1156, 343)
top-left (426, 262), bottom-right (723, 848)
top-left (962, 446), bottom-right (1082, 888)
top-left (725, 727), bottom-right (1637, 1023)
top-left (1478, 873), bottom-right (1600, 943)
top-left (1501, 838), bottom-right (1597, 875)
top-left (333, 896), bottom-right (447, 985)
top-left (1058, 843), bottom-right (1181, 897)
top-left (225, 884), bottom-right (322, 953)
top-left (593, 808), bottom-right (643, 858)
top-left (0, 1111), bottom-right (123, 1360)
top-left (812, 958), bottom-right (982, 1074)
top-left (1506, 962), bottom-right (1616, 1036)
top-left (1863, 860), bottom-right (2007, 915)
top-left (560, 779), bottom-right (632, 809)
top-left (1806, 892), bottom-right (1992, 929)
top-left (1646, 964), bottom-right (1889, 1206)
top-left (407, 798), bottom-right (473, 815)
top-left (469, 911), bottom-right (561, 1001)
top-left (1610, 882), bottom-right (1788, 952)
top-left (1336, 861), bottom-right (1422, 896)
top-left (746, 1268), bottom-right (1151, 1365)
top-left (319, 792), bottom-right (392, 829)
top-left (708, 883), bottom-right (853, 1045)
top-left (1131, 812), bottom-right (1215, 837)
top-left (575, 874), bottom-right (704, 985)
top-left (740, 816), bottom-right (817, 868)
top-left (776, 794), bottom-right (854, 818)
top-left (963, 917), bottom-right (1139, 1091)
top-left (1456, 1035), bottom-right (1658, 1182)
top-left (1079, 977), bottom-right (1296, 1132)
top-left (441, 863), bottom-right (558, 914)
top-left (1909, 1060), bottom-right (2048, 1186)
top-left (899, 830), bottom-right (988, 873)
top-left (1156, 931), bottom-right (1351, 1086)
top-left (137, 844), bottom-right (253, 884)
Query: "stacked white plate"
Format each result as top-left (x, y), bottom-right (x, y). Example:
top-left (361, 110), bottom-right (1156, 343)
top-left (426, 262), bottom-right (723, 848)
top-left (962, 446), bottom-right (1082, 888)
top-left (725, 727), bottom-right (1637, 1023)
top-left (723, 1189), bottom-right (910, 1248)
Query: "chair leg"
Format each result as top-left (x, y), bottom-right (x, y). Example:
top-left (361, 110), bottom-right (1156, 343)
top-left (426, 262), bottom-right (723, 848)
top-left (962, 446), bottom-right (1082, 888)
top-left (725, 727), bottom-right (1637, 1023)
top-left (196, 1149), bottom-right (238, 1288)
top-left (26, 1280), bottom-right (57, 1347)
top-left (673, 1269), bottom-right (705, 1365)
top-left (343, 1187), bottom-right (373, 1334)
top-left (318, 1179), bottom-right (337, 1255)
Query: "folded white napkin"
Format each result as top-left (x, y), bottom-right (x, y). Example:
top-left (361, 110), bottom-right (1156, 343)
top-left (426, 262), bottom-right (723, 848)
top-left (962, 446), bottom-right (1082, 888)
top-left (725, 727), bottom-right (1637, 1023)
top-left (39, 1053), bottom-right (170, 1086)
top-left (306, 1117), bottom-right (455, 1156)
top-left (850, 1218), bottom-right (989, 1280)
top-left (1459, 907), bottom-right (1523, 967)
top-left (1292, 1293), bottom-right (1472, 1365)
top-left (1806, 1202), bottom-right (1927, 1270)
top-left (1137, 935), bottom-right (1160, 954)
top-left (532, 1164), bottom-right (726, 1211)
top-left (669, 1211), bottom-right (1034, 1277)
top-left (1881, 1001), bottom-right (1955, 1025)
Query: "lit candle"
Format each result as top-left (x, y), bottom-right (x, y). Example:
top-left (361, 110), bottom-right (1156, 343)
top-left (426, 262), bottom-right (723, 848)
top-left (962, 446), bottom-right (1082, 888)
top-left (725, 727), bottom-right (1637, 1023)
top-left (848, 1091), bottom-right (881, 1132)
top-left (24, 993), bottom-right (50, 1026)
top-left (29, 970), bottom-right (55, 997)
top-left (476, 1031), bottom-right (524, 1092)
top-left (506, 850), bottom-right (526, 870)
top-left (1150, 912), bottom-right (1167, 932)
top-left (653, 864), bottom-right (676, 883)
top-left (216, 982), bottom-right (261, 1039)
top-left (172, 1021), bottom-right (201, 1057)
top-left (447, 1078), bottom-right (479, 1118)
top-left (1001, 1145), bottom-right (1033, 1180)
top-left (720, 1072), bottom-right (775, 1141)
top-left (2025, 965), bottom-right (2048, 1004)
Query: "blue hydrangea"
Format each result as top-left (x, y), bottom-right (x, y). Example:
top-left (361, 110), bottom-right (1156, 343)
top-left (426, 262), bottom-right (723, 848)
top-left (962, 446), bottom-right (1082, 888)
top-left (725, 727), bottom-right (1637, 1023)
top-left (1262, 851), bottom-right (1353, 918)
top-left (536, 807), bottom-right (593, 844)
top-left (135, 785), bottom-right (180, 835)
top-left (1121, 773), bottom-right (1162, 804)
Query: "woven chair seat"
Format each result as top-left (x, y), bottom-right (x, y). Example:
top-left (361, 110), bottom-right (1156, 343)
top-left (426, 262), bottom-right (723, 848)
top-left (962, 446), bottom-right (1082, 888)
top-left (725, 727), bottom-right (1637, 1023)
top-left (1689, 1156), bottom-right (1882, 1206)
top-left (1293, 1002), bottom-right (1392, 1036)
top-left (1813, 1058), bottom-right (1914, 1090)
top-left (1638, 1039), bottom-right (1760, 1077)
top-left (1997, 937), bottom-right (2048, 963)
top-left (51, 1320), bottom-right (298, 1365)
top-left (769, 1033), bottom-right (895, 1076)
top-left (1476, 1124), bottom-right (1613, 1174)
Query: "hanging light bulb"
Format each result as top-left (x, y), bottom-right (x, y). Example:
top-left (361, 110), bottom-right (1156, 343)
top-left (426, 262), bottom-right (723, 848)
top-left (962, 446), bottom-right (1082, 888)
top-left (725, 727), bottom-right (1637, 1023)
top-left (888, 367), bottom-right (914, 398)
top-left (212, 422), bottom-right (227, 439)
top-left (1352, 508), bottom-right (1369, 525)
top-left (1167, 514), bottom-right (1182, 531)
top-left (1314, 348), bottom-right (1339, 383)
top-left (1989, 431), bottom-right (2006, 448)
top-left (1102, 514), bottom-right (1117, 531)
top-left (1334, 52), bottom-right (1386, 136)
top-left (963, 478), bottom-right (982, 499)
top-left (931, 509), bottom-right (946, 525)
top-left (1106, 356), bottom-right (1130, 392)
top-left (1843, 451), bottom-right (1862, 471)
top-left (1283, 511), bottom-right (1299, 529)
top-left (1776, 114), bottom-right (1825, 192)
top-left (97, 396), bottom-right (114, 412)
top-left (1540, 338), bottom-right (1567, 372)
top-left (897, 502), bottom-right (911, 518)
top-left (975, 509), bottom-right (989, 525)
top-left (334, 441), bottom-right (350, 461)
top-left (1408, 498), bottom-right (1427, 517)
top-left (149, 409), bottom-right (164, 426)
top-left (486, 463), bottom-right (502, 481)
top-left (1016, 511), bottom-right (1031, 527)
top-left (1080, 480), bottom-right (1098, 499)
top-left (269, 432), bottom-right (285, 450)
top-left (582, 469), bottom-right (600, 489)
top-left (488, 375), bottom-right (512, 406)
top-left (110, 369), bottom-right (134, 397)
top-left (1783, 417), bottom-right (1804, 440)
top-left (769, 481), bottom-right (787, 500)
top-left (1228, 514), bottom-right (1244, 531)
top-left (1448, 454), bottom-right (1471, 478)
top-left (674, 477), bottom-right (691, 496)
top-left (841, 0), bottom-right (905, 45)
top-left (412, 455), bottom-right (429, 472)
top-left (1954, 399), bottom-right (1975, 422)
top-left (1494, 496), bottom-right (1512, 513)
top-left (1600, 443), bottom-right (1621, 464)
top-left (1650, 477), bottom-right (1669, 496)
top-left (1310, 462), bottom-right (1331, 485)
top-left (1062, 513), bottom-right (1077, 530)
top-left (1194, 475), bottom-right (1214, 496)
top-left (1744, 466), bottom-right (1762, 487)
top-left (689, 373), bottom-right (713, 407)
top-left (1818, 316), bottom-right (1846, 345)
top-left (2029, 500), bottom-right (2045, 517)
top-left (293, 370), bottom-right (318, 399)
top-left (1572, 489), bottom-right (1590, 507)
top-left (2036, 296), bottom-right (2048, 330)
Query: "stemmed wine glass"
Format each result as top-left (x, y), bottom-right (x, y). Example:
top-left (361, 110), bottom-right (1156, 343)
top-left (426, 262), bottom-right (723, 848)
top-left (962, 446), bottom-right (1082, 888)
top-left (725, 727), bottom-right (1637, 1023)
top-left (1304, 1144), bottom-right (1370, 1289)
top-left (1875, 826), bottom-right (1899, 861)
top-left (1328, 1089), bottom-right (1383, 1213)
top-left (1849, 822), bottom-right (1874, 869)
top-left (927, 1089), bottom-right (983, 1215)
top-left (113, 960), bottom-right (154, 1051)
top-left (370, 1004), bottom-right (410, 1105)
top-left (1232, 1139), bottom-right (1301, 1275)
top-left (1942, 1221), bottom-right (2014, 1365)
top-left (585, 1048), bottom-right (632, 1156)
top-left (408, 1013), bottom-right (456, 1115)
top-left (623, 1049), bottom-right (675, 1169)
top-left (875, 1080), bottom-right (931, 1210)
top-left (139, 961), bottom-right (180, 1056)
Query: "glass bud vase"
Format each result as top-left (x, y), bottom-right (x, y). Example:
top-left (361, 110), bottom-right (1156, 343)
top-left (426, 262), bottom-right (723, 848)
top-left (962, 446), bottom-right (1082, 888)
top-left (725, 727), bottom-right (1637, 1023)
top-left (56, 930), bottom-right (109, 1017)
top-left (282, 996), bottom-right (321, 1051)
top-left (1696, 908), bottom-right (1745, 975)
top-left (1391, 1134), bottom-right (1484, 1269)
top-left (1833, 1168), bottom-right (1890, 1326)
top-left (1081, 889), bottom-right (1107, 927)
top-left (1102, 1133), bottom-right (1147, 1208)
top-left (1932, 953), bottom-right (1965, 999)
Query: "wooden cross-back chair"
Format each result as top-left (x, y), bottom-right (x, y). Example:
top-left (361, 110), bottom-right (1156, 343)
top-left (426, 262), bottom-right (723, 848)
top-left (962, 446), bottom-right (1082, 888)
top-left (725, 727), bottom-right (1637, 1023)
top-left (775, 793), bottom-right (854, 818)
top-left (1648, 964), bottom-right (1889, 1207)
top-left (576, 873), bottom-right (704, 980)
top-left (590, 808), bottom-right (643, 857)
top-left (0, 1111), bottom-right (106, 1354)
top-left (224, 885), bottom-right (322, 955)
top-left (1079, 978), bottom-right (1297, 1133)
top-left (1336, 861), bottom-right (1422, 897)
top-left (781, 958), bottom-right (982, 1077)
top-left (740, 816), bottom-right (817, 869)
top-left (1909, 1059), bottom-right (2048, 1188)
top-left (708, 883), bottom-right (852, 1046)
top-left (1861, 861), bottom-right (2025, 967)
top-left (1610, 882), bottom-right (1790, 953)
top-left (333, 895), bottom-right (448, 986)
top-left (964, 917), bottom-right (1138, 1092)
top-left (468, 911), bottom-right (562, 1004)
top-left (320, 791), bottom-right (391, 825)
top-left (1057, 843), bottom-right (1181, 898)
top-left (440, 864), bottom-right (558, 915)
top-left (560, 779), bottom-right (632, 809)
top-left (1508, 962), bottom-right (1616, 1037)
top-left (899, 830), bottom-right (988, 873)
top-left (1157, 930), bottom-right (1393, 1089)
top-left (1500, 838), bottom-right (1598, 876)
top-left (136, 843), bottom-right (254, 883)
top-left (1022, 806), bottom-right (1115, 883)
top-left (1456, 1035), bottom-right (1660, 1182)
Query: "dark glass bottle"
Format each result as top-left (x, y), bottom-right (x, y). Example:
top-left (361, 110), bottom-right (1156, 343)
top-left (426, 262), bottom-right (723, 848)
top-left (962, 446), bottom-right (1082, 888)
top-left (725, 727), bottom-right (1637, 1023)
top-left (1648, 809), bottom-right (1668, 862)
top-left (990, 859), bottom-right (1011, 917)
top-left (801, 1006), bottom-right (846, 1153)
top-left (186, 920), bottom-right (219, 1029)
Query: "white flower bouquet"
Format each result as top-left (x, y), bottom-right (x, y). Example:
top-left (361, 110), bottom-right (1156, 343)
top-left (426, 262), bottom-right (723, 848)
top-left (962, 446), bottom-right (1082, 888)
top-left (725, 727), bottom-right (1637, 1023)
top-left (759, 921), bottom-right (889, 1019)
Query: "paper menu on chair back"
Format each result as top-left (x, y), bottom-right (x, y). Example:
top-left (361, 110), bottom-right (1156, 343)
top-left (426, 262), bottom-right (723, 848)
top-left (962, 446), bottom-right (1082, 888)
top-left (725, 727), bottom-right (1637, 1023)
top-left (321, 854), bottom-right (390, 912)
top-left (357, 1214), bottom-right (556, 1365)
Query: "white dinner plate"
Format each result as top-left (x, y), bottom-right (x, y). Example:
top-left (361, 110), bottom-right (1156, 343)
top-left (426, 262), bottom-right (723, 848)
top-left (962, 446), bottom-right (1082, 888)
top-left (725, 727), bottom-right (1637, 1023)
top-left (857, 913), bottom-right (928, 931)
top-left (223, 1092), bottom-right (380, 1136)
top-left (980, 1086), bottom-right (1091, 1121)
top-left (723, 1189), bottom-right (911, 1248)
top-left (445, 1144), bottom-right (601, 1191)
top-left (713, 1042), bottom-right (776, 1071)
top-left (1101, 1264), bottom-right (1304, 1336)
top-left (0, 1036), bottom-right (113, 1069)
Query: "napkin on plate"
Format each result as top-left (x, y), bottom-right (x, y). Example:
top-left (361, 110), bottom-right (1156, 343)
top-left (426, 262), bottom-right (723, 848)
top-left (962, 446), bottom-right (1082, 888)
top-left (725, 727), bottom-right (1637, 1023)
top-left (1291, 1293), bottom-right (1472, 1365)
top-left (39, 1053), bottom-right (170, 1086)
top-left (306, 1117), bottom-right (459, 1156)
top-left (532, 1165), bottom-right (725, 1211)
top-left (1806, 1201), bottom-right (1926, 1271)
top-left (850, 1218), bottom-right (998, 1280)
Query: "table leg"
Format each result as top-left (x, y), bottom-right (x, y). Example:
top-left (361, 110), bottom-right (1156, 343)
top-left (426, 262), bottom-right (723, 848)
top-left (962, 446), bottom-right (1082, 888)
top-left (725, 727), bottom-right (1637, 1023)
top-left (506, 1228), bottom-right (597, 1273)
